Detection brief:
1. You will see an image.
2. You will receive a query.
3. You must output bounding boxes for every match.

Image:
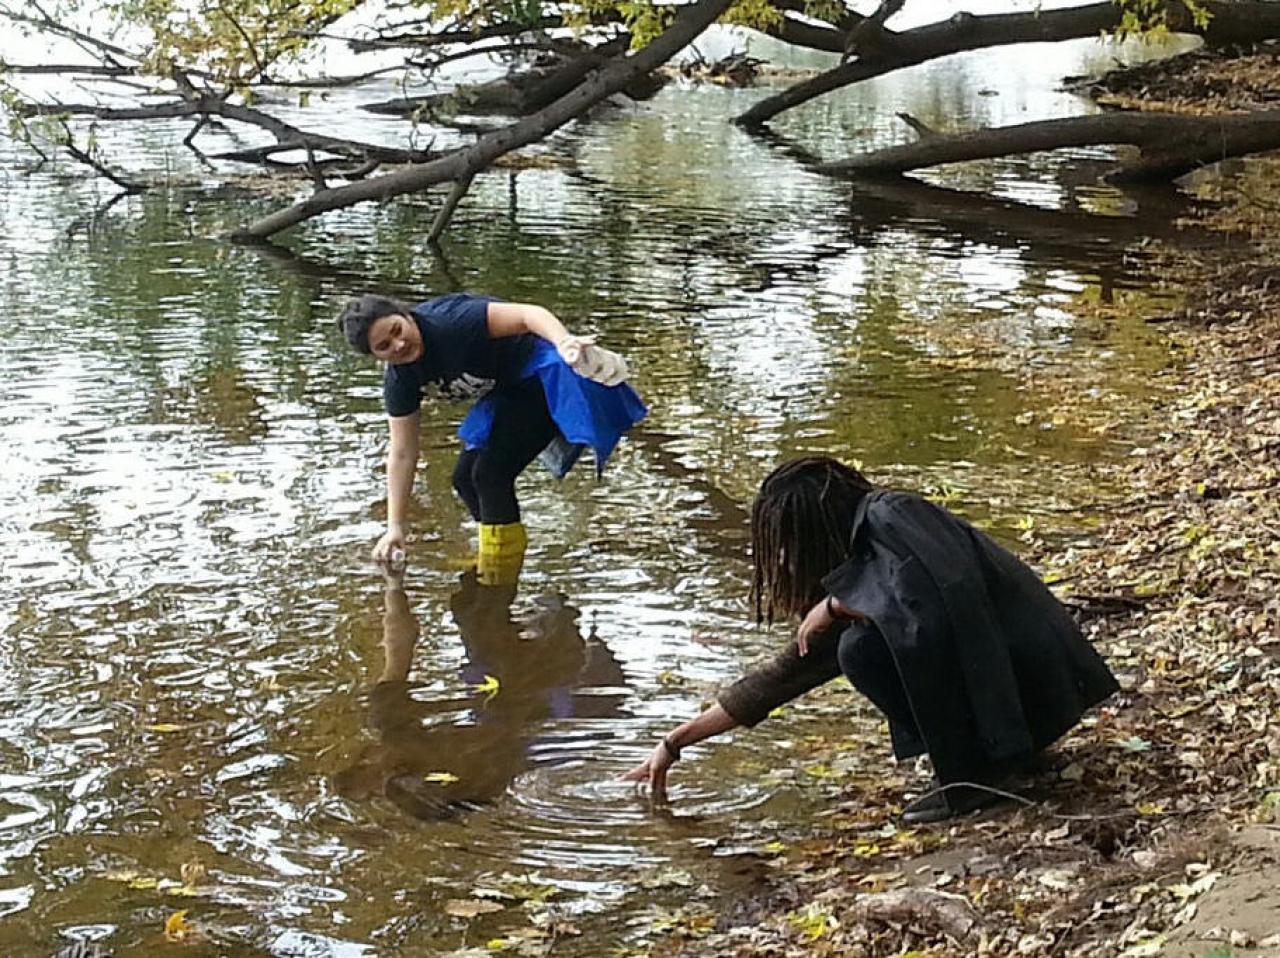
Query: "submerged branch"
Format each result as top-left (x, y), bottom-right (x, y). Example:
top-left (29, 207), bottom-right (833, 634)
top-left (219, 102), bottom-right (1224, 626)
top-left (57, 119), bottom-right (146, 193)
top-left (428, 174), bottom-right (473, 242)
top-left (736, 0), bottom-right (1280, 128)
top-left (818, 109), bottom-right (1280, 181)
top-left (17, 95), bottom-right (436, 167)
top-left (233, 0), bottom-right (737, 240)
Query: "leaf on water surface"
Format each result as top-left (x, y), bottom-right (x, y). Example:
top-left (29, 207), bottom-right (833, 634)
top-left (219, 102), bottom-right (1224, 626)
top-left (444, 898), bottom-right (505, 918)
top-left (639, 867), bottom-right (696, 889)
top-left (145, 723), bottom-right (190, 733)
top-left (424, 771), bottom-right (460, 784)
top-left (477, 873), bottom-right (561, 904)
top-left (472, 675), bottom-right (501, 701)
top-left (163, 909), bottom-right (194, 942)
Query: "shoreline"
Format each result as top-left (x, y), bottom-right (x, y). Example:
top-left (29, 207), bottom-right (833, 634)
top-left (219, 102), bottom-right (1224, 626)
top-left (640, 42), bottom-right (1280, 958)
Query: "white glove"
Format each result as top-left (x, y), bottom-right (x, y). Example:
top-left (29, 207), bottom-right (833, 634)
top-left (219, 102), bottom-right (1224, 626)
top-left (556, 335), bottom-right (629, 387)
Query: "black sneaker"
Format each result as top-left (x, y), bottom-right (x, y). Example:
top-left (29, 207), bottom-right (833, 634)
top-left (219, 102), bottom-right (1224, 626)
top-left (902, 777), bottom-right (1001, 824)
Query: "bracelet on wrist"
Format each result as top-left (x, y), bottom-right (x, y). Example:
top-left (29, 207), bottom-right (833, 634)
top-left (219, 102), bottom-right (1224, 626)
top-left (661, 735), bottom-right (682, 761)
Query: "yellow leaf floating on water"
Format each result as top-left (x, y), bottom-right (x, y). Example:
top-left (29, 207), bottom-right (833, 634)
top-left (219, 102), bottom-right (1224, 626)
top-left (211, 470), bottom-right (235, 483)
top-left (471, 675), bottom-right (500, 702)
top-left (423, 771), bottom-right (460, 784)
top-left (1137, 801), bottom-right (1165, 816)
top-left (146, 724), bottom-right (189, 734)
top-left (164, 909), bottom-right (194, 942)
top-left (763, 841), bottom-right (787, 854)
top-left (129, 877), bottom-right (159, 890)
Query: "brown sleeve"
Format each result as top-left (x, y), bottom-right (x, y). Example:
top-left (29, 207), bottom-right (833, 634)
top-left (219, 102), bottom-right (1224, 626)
top-left (716, 627), bottom-right (843, 728)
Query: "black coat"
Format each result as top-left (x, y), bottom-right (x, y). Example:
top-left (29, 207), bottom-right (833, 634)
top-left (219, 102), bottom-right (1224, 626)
top-left (821, 490), bottom-right (1118, 785)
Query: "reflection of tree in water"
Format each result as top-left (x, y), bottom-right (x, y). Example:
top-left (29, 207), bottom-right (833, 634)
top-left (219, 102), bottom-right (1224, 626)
top-left (147, 363), bottom-right (267, 445)
top-left (334, 570), bottom-right (626, 820)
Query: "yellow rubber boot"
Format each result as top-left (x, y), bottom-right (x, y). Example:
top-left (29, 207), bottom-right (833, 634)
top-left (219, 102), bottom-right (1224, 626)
top-left (476, 522), bottom-right (528, 586)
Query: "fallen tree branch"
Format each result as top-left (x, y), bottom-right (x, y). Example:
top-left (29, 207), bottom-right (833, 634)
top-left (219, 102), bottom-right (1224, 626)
top-left (17, 95), bottom-right (435, 166)
top-left (428, 174), bottom-right (473, 242)
top-left (232, 0), bottom-right (737, 240)
top-left (817, 109), bottom-right (1280, 181)
top-left (2, 63), bottom-right (135, 76)
top-left (364, 35), bottom-right (634, 119)
top-left (56, 118), bottom-right (146, 194)
top-left (735, 0), bottom-right (1280, 128)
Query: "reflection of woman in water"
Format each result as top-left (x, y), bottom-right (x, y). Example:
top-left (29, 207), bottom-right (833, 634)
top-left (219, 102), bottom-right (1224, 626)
top-left (333, 570), bottom-right (626, 820)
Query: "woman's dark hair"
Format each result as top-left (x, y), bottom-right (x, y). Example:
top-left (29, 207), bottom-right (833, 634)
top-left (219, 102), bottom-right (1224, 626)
top-left (336, 294), bottom-right (413, 355)
top-left (750, 457), bottom-right (874, 623)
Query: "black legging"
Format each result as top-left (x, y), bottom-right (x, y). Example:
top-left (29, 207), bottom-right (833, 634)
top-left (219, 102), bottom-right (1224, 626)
top-left (452, 378), bottom-right (560, 525)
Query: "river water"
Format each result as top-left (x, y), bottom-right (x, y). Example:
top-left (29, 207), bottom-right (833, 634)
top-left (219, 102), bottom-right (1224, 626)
top-left (0, 14), bottom-right (1191, 957)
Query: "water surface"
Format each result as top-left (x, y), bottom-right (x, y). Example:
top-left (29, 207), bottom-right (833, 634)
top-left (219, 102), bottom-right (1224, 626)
top-left (0, 19), bottom-right (1187, 956)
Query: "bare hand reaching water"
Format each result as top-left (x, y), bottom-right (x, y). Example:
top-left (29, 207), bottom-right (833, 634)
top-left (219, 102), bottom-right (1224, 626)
top-left (621, 704), bottom-right (739, 801)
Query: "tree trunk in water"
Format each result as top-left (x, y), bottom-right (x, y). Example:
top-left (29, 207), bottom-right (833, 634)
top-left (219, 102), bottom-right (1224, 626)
top-left (735, 0), bottom-right (1280, 129)
top-left (817, 110), bottom-right (1280, 181)
top-left (233, 0), bottom-right (735, 241)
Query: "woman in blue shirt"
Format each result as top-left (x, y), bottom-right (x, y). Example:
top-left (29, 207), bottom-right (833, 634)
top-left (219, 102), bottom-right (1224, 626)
top-left (338, 292), bottom-right (646, 583)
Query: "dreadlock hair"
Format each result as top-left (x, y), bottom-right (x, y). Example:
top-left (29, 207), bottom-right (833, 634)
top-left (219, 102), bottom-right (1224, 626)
top-left (750, 457), bottom-right (874, 624)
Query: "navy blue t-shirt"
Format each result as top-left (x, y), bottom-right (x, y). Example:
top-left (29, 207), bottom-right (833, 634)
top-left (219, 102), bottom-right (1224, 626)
top-left (382, 293), bottom-right (538, 418)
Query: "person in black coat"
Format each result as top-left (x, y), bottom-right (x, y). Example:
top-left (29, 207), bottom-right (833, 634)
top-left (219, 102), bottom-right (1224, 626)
top-left (623, 457), bottom-right (1118, 822)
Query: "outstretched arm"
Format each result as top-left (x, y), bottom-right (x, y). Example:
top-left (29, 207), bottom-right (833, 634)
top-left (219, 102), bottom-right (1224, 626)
top-left (622, 704), bottom-right (739, 801)
top-left (485, 301), bottom-right (572, 343)
top-left (486, 301), bottom-right (629, 387)
top-left (373, 411), bottom-right (420, 563)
